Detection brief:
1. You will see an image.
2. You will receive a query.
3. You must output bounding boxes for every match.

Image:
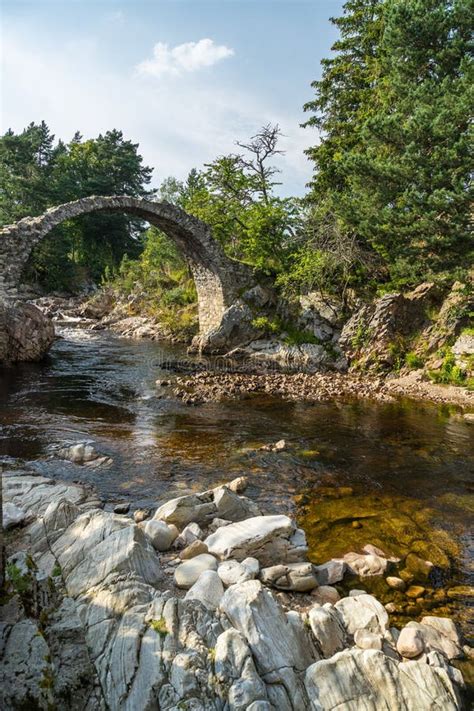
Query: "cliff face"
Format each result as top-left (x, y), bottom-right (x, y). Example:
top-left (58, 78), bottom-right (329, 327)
top-left (338, 280), bottom-right (473, 383)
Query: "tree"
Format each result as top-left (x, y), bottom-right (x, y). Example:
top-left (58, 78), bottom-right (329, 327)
top-left (304, 0), bottom-right (473, 287)
top-left (0, 123), bottom-right (155, 290)
top-left (344, 0), bottom-right (474, 283)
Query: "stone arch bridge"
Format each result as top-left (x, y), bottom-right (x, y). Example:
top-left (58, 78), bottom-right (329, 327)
top-left (0, 195), bottom-right (255, 342)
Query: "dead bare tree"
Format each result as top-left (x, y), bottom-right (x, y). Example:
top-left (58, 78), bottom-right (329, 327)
top-left (236, 124), bottom-right (284, 204)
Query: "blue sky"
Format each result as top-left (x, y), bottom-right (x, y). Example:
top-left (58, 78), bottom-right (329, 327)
top-left (1, 0), bottom-right (344, 195)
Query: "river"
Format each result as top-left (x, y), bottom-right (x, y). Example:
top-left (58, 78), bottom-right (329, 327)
top-left (1, 327), bottom-right (473, 650)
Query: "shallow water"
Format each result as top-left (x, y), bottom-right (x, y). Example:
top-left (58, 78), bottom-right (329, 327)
top-left (1, 328), bottom-right (473, 641)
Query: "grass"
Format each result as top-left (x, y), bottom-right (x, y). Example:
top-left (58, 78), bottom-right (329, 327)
top-left (149, 617), bottom-right (168, 637)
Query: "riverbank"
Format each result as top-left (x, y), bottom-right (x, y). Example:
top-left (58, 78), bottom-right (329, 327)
top-left (2, 463), bottom-right (472, 709)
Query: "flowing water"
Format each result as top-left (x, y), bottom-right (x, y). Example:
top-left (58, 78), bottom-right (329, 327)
top-left (1, 328), bottom-right (473, 652)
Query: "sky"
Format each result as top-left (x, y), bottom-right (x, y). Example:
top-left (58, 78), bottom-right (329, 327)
top-left (1, 0), bottom-right (345, 196)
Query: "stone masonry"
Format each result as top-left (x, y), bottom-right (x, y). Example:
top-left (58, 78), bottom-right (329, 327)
top-left (0, 195), bottom-right (253, 336)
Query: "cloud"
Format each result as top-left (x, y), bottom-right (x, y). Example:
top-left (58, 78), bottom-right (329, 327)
top-left (1, 28), bottom-right (311, 196)
top-left (136, 38), bottom-right (234, 77)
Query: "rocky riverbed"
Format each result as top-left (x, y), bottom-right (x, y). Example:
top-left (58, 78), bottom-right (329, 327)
top-left (2, 463), bottom-right (472, 710)
top-left (169, 369), bottom-right (474, 410)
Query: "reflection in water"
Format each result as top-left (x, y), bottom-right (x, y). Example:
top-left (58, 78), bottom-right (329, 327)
top-left (0, 328), bottom-right (473, 637)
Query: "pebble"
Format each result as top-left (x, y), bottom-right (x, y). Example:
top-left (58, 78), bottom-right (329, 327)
top-left (113, 502), bottom-right (130, 514)
top-left (386, 576), bottom-right (406, 591)
top-left (406, 585), bottom-right (426, 599)
top-left (133, 508), bottom-right (151, 523)
top-left (396, 627), bottom-right (424, 658)
top-left (174, 553), bottom-right (218, 589)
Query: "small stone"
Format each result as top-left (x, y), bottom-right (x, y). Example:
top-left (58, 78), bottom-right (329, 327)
top-left (406, 585), bottom-right (426, 599)
top-left (133, 508), bottom-right (151, 523)
top-left (227, 476), bottom-right (248, 493)
top-left (354, 629), bottom-right (383, 651)
top-left (174, 553), bottom-right (218, 589)
top-left (396, 627), bottom-right (424, 658)
top-left (463, 645), bottom-right (474, 660)
top-left (179, 540), bottom-right (208, 560)
top-left (113, 502), bottom-right (130, 514)
top-left (311, 586), bottom-right (340, 605)
top-left (260, 562), bottom-right (318, 592)
top-left (385, 602), bottom-right (397, 614)
top-left (174, 522), bottom-right (204, 548)
top-left (273, 439), bottom-right (287, 451)
top-left (352, 521), bottom-right (362, 529)
top-left (241, 557), bottom-right (260, 576)
top-left (446, 585), bottom-right (474, 600)
top-left (386, 576), bottom-right (406, 591)
top-left (141, 519), bottom-right (178, 551)
top-left (405, 553), bottom-right (434, 581)
top-left (349, 589), bottom-right (367, 597)
top-left (314, 559), bottom-right (346, 586)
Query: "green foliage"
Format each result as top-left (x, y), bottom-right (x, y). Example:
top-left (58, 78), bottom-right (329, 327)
top-left (405, 352), bottom-right (424, 370)
top-left (0, 123), bottom-right (154, 291)
top-left (304, 0), bottom-right (473, 288)
top-left (428, 349), bottom-right (469, 386)
top-left (251, 316), bottom-right (280, 335)
top-left (6, 563), bottom-right (31, 595)
top-left (51, 563), bottom-right (62, 577)
top-left (149, 617), bottom-right (168, 637)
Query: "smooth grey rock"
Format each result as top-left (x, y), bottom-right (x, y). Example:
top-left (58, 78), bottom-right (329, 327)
top-left (213, 485), bottom-right (260, 522)
top-left (397, 626), bottom-right (425, 658)
top-left (205, 515), bottom-right (307, 566)
top-left (354, 628), bottom-right (383, 651)
top-left (335, 594), bottom-right (389, 636)
top-left (174, 553), bottom-right (218, 589)
top-left (313, 559), bottom-right (346, 585)
top-left (154, 491), bottom-right (216, 527)
top-left (141, 519), bottom-right (178, 551)
top-left (218, 559), bottom-right (254, 587)
top-left (305, 648), bottom-right (461, 710)
top-left (308, 604), bottom-right (346, 658)
top-left (175, 521), bottom-right (204, 548)
top-left (260, 562), bottom-right (318, 592)
top-left (404, 618), bottom-right (463, 660)
top-left (185, 570), bottom-right (224, 610)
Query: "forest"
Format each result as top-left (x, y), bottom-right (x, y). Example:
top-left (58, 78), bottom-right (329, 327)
top-left (1, 0), bottom-right (472, 317)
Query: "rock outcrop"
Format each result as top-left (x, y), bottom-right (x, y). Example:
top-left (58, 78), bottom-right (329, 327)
top-left (1, 468), bottom-right (467, 710)
top-left (0, 301), bottom-right (55, 362)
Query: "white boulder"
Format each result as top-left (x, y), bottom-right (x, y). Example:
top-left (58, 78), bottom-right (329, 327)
top-left (174, 553), bottom-right (218, 589)
top-left (335, 594), bottom-right (389, 636)
top-left (205, 515), bottom-right (307, 566)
